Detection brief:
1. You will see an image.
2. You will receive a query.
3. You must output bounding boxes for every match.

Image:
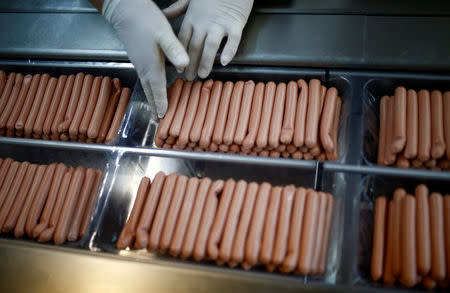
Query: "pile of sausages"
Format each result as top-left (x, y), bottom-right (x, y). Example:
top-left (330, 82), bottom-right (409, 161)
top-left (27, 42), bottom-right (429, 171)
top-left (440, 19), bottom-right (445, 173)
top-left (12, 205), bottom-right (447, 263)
top-left (117, 172), bottom-right (334, 275)
top-left (0, 70), bottom-right (132, 143)
top-left (0, 157), bottom-right (103, 245)
top-left (155, 78), bottom-right (342, 160)
top-left (377, 87), bottom-right (450, 170)
top-left (371, 185), bottom-right (450, 289)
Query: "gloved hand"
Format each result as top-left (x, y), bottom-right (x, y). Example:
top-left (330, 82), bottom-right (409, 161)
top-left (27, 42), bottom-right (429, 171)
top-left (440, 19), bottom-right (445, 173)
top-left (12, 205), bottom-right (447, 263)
top-left (102, 0), bottom-right (190, 118)
top-left (178, 0), bottom-right (254, 80)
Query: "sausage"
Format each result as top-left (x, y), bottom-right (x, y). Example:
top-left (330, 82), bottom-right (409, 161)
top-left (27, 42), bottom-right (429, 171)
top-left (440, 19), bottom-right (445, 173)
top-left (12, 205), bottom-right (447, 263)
top-left (244, 182), bottom-right (271, 268)
top-left (37, 167), bottom-right (73, 243)
top-left (67, 74), bottom-right (94, 139)
top-left (193, 180), bottom-right (223, 261)
top-left (383, 200), bottom-right (395, 284)
top-left (424, 159), bottom-right (437, 169)
top-left (0, 160), bottom-right (19, 212)
top-left (199, 81), bottom-right (223, 148)
top-left (6, 74), bottom-right (32, 133)
top-left (305, 79), bottom-right (321, 148)
top-left (180, 178), bottom-right (212, 259)
top-left (169, 81), bottom-right (193, 138)
top-left (392, 188), bottom-right (406, 277)
top-left (320, 87), bottom-right (338, 154)
top-left (13, 74), bottom-right (39, 133)
top-left (79, 76), bottom-right (102, 136)
top-left (303, 152), bottom-right (314, 161)
top-left (0, 74), bottom-right (25, 130)
top-left (156, 78), bottom-right (184, 140)
top-left (311, 192), bottom-right (328, 274)
top-left (422, 276), bottom-right (437, 290)
top-left (178, 81), bottom-right (202, 146)
top-left (230, 182), bottom-right (258, 265)
top-left (51, 75), bottom-right (75, 136)
top-left (444, 195), bottom-right (450, 280)
top-left (32, 163), bottom-right (67, 238)
top-left (22, 73), bottom-right (49, 136)
top-left (292, 151), bottom-right (303, 160)
top-left (429, 193), bottom-right (446, 281)
top-left (0, 70), bottom-right (6, 94)
top-left (279, 81), bottom-right (298, 144)
top-left (234, 81), bottom-right (255, 145)
top-left (310, 145), bottom-right (321, 157)
top-left (148, 173), bottom-right (178, 251)
top-left (391, 87), bottom-right (407, 153)
top-left (223, 81), bottom-right (244, 146)
top-left (41, 75), bottom-right (67, 136)
top-left (30, 77), bottom-right (58, 137)
top-left (58, 72), bottom-right (84, 133)
top-left (415, 184), bottom-right (431, 276)
top-left (430, 90), bottom-right (446, 159)
top-left (259, 186), bottom-right (282, 264)
top-left (133, 172), bottom-right (165, 249)
top-left (105, 87), bottom-right (132, 143)
top-left (444, 92), bottom-right (450, 160)
top-left (189, 80), bottom-right (213, 143)
top-left (418, 90), bottom-right (432, 162)
top-left (272, 185), bottom-right (295, 267)
top-left (242, 82), bottom-right (264, 151)
top-left (396, 155), bottom-right (410, 168)
top-left (0, 161), bottom-right (29, 230)
top-left (371, 196), bottom-right (387, 281)
top-left (404, 90), bottom-right (418, 159)
top-left (208, 178), bottom-right (236, 260)
top-left (67, 168), bottom-right (96, 242)
top-left (318, 193), bottom-right (334, 274)
top-left (268, 83), bottom-right (286, 149)
top-left (169, 177), bottom-right (199, 257)
top-left (0, 73), bottom-right (17, 115)
top-left (383, 97), bottom-right (397, 165)
top-left (25, 163), bottom-right (56, 237)
top-left (87, 76), bottom-right (111, 139)
top-left (269, 150), bottom-right (281, 158)
top-left (298, 189), bottom-right (319, 274)
top-left (212, 81), bottom-right (233, 146)
top-left (160, 175), bottom-right (188, 252)
top-left (218, 180), bottom-right (246, 263)
top-left (254, 82), bottom-right (276, 149)
top-left (79, 169), bottom-right (103, 238)
top-left (399, 195), bottom-right (418, 288)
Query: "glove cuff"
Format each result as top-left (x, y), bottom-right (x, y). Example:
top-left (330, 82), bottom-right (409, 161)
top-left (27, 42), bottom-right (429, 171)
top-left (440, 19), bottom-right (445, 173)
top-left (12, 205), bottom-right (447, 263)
top-left (102, 0), bottom-right (122, 23)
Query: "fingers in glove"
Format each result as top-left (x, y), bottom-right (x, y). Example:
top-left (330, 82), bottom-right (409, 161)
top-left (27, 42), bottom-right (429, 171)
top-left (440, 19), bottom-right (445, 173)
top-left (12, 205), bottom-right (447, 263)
top-left (142, 49), bottom-right (169, 118)
top-left (162, 0), bottom-right (190, 19)
top-left (185, 30), bottom-right (206, 81)
top-left (197, 25), bottom-right (224, 79)
top-left (157, 29), bottom-right (189, 71)
top-left (221, 30), bottom-right (242, 66)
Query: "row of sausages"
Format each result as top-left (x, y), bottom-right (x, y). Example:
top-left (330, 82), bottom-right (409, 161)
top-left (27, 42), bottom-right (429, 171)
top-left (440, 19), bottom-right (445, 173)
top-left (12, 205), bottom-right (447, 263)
top-left (0, 70), bottom-right (131, 143)
top-left (155, 78), bottom-right (342, 160)
top-left (117, 173), bottom-right (334, 275)
top-left (0, 157), bottom-right (103, 245)
top-left (378, 87), bottom-right (450, 170)
top-left (371, 185), bottom-right (450, 289)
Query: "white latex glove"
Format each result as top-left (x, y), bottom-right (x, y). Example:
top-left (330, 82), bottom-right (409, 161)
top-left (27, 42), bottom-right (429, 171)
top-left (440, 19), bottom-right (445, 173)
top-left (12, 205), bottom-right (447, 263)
top-left (178, 0), bottom-right (254, 80)
top-left (102, 0), bottom-right (189, 118)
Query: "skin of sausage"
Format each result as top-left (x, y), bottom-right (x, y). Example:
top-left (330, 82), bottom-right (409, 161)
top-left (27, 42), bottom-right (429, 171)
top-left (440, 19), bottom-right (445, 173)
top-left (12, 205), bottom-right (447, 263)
top-left (305, 79), bottom-right (321, 148)
top-left (156, 78), bottom-right (183, 140)
top-left (193, 180), bottom-right (223, 261)
top-left (53, 166), bottom-right (85, 245)
top-left (404, 90), bottom-right (418, 159)
top-left (208, 178), bottom-right (236, 260)
top-left (41, 75), bottom-right (67, 136)
top-left (272, 185), bottom-right (295, 267)
top-left (0, 161), bottom-right (29, 230)
top-left (189, 80), bottom-right (213, 143)
top-left (180, 178), bottom-right (212, 259)
top-left (400, 195), bottom-right (418, 288)
top-left (0, 160), bottom-right (20, 208)
top-left (429, 193), bottom-right (446, 281)
top-left (0, 73), bottom-right (17, 115)
top-left (23, 74), bottom-right (50, 136)
top-left (86, 76), bottom-right (112, 139)
top-left (256, 82), bottom-right (276, 149)
top-left (199, 81), bottom-right (223, 148)
top-left (5, 74), bottom-right (31, 132)
top-left (412, 185), bottom-right (432, 279)
top-left (293, 80), bottom-right (308, 147)
top-left (269, 150), bottom-right (281, 158)
top-left (212, 81), bottom-right (234, 146)
top-left (422, 276), bottom-right (437, 290)
top-left (242, 82), bottom-right (264, 151)
top-left (169, 81), bottom-right (193, 138)
top-left (31, 77), bottom-right (58, 136)
top-left (259, 186), bottom-right (282, 264)
top-left (13, 75), bottom-right (39, 131)
top-left (430, 90), bottom-right (446, 159)
top-left (444, 92), bottom-right (450, 160)
top-left (79, 169), bottom-right (103, 238)
top-left (78, 76), bottom-right (102, 136)
top-left (391, 87), bottom-right (407, 153)
top-left (310, 192), bottom-right (328, 274)
top-left (392, 188), bottom-right (406, 277)
top-left (58, 72), bottom-right (84, 133)
top-left (234, 81), bottom-right (255, 145)
top-left (326, 96), bottom-right (341, 161)
top-left (25, 163), bottom-right (56, 238)
top-left (280, 81), bottom-right (298, 144)
top-left (51, 75), bottom-right (75, 136)
top-left (320, 87), bottom-right (338, 154)
top-left (244, 182), bottom-right (271, 268)
top-left (160, 175), bottom-right (188, 252)
top-left (177, 81), bottom-right (202, 146)
top-left (105, 87), bottom-right (132, 143)
top-left (230, 182), bottom-right (259, 265)
top-left (318, 193), bottom-right (334, 274)
top-left (223, 81), bottom-right (244, 146)
top-left (396, 155), bottom-right (410, 168)
top-left (169, 177), bottom-right (199, 257)
top-left (32, 163), bottom-right (67, 239)
top-left (444, 195), bottom-right (450, 280)
top-left (68, 74), bottom-right (94, 139)
top-left (0, 70), bottom-right (6, 94)
top-left (268, 83), bottom-right (286, 149)
top-left (418, 90), bottom-right (432, 162)
top-left (303, 152), bottom-right (314, 161)
top-left (371, 196), bottom-right (387, 281)
top-left (67, 168), bottom-right (97, 242)
top-left (383, 200), bottom-right (396, 284)
top-left (298, 189), bottom-right (320, 275)
top-left (37, 167), bottom-right (73, 243)
top-left (13, 165), bottom-right (46, 238)
top-left (218, 180), bottom-right (246, 263)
